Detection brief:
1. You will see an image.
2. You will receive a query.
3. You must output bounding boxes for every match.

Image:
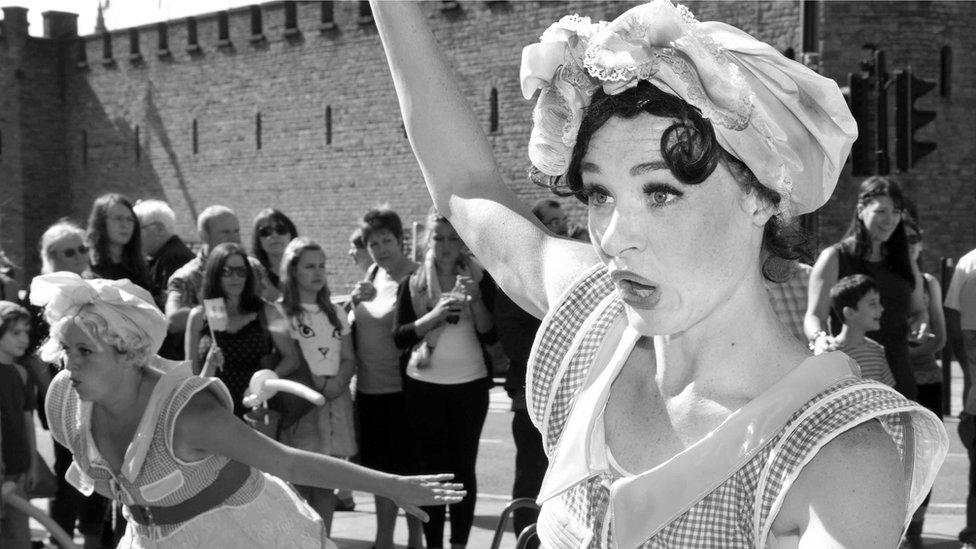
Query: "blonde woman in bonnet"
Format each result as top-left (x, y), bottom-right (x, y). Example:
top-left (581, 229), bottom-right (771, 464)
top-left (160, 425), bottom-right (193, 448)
top-left (32, 273), bottom-right (463, 548)
top-left (371, 1), bottom-right (947, 547)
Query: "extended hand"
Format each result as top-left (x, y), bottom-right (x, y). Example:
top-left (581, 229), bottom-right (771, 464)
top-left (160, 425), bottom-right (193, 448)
top-left (389, 473), bottom-right (466, 522)
top-left (351, 281), bottom-right (377, 304)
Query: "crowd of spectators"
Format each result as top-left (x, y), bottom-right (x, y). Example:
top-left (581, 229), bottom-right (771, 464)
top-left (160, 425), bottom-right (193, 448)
top-left (1, 176), bottom-right (971, 548)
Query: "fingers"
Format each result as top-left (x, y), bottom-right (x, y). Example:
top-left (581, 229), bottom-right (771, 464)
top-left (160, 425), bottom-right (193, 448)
top-left (402, 504), bottom-right (429, 523)
top-left (416, 473), bottom-right (455, 482)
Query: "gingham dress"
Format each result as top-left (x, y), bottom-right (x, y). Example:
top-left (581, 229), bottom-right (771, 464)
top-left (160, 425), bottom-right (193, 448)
top-left (526, 264), bottom-right (948, 548)
top-left (46, 367), bottom-right (329, 548)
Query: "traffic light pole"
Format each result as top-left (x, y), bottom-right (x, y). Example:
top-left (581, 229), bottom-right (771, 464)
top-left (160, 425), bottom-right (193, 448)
top-left (874, 50), bottom-right (890, 175)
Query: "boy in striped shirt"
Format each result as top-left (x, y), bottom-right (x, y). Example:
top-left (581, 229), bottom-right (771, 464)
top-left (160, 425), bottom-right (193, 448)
top-left (830, 274), bottom-right (896, 386)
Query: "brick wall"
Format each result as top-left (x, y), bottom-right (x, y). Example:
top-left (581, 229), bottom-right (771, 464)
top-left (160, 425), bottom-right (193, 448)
top-left (818, 0), bottom-right (976, 275)
top-left (1, 0), bottom-right (971, 288)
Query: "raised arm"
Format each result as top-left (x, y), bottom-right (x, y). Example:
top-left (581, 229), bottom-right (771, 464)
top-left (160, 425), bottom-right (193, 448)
top-left (371, 1), bottom-right (597, 318)
top-left (185, 306), bottom-right (205, 375)
top-left (805, 246), bottom-right (840, 344)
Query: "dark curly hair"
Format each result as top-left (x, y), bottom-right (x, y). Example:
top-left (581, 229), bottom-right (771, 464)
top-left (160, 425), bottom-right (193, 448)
top-left (532, 80), bottom-right (810, 281)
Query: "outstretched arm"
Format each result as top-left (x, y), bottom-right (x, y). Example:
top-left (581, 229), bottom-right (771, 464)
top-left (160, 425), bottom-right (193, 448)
top-left (371, 1), bottom-right (598, 318)
top-left (176, 389), bottom-right (464, 521)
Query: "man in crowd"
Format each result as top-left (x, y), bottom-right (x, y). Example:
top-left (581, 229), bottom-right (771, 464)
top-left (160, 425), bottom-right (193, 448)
top-left (135, 199), bottom-right (195, 359)
top-left (165, 205), bottom-right (269, 345)
top-left (532, 198), bottom-right (589, 242)
top-left (945, 246), bottom-right (976, 549)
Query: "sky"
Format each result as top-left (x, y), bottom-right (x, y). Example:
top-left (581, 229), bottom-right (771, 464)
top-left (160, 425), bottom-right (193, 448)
top-left (3, 0), bottom-right (264, 36)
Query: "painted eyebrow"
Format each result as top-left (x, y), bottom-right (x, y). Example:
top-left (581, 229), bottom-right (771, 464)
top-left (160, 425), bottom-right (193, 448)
top-left (630, 161), bottom-right (669, 176)
top-left (579, 160), bottom-right (670, 175)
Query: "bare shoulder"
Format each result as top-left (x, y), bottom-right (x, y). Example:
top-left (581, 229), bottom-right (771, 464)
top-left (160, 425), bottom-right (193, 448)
top-left (187, 305), bottom-right (204, 325)
top-left (172, 387), bottom-right (227, 459)
top-left (774, 420), bottom-right (905, 547)
top-left (812, 245), bottom-right (840, 272)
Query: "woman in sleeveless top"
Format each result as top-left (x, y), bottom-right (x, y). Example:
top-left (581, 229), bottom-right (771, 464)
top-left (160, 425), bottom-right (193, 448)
top-left (350, 208), bottom-right (425, 549)
top-left (393, 212), bottom-right (495, 549)
top-left (185, 242), bottom-right (299, 418)
top-left (902, 211), bottom-right (947, 547)
top-left (32, 273), bottom-right (465, 548)
top-left (806, 177), bottom-right (926, 400)
top-left (371, 1), bottom-right (947, 546)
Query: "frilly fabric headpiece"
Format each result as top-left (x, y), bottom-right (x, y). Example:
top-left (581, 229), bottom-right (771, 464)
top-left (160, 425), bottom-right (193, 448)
top-left (30, 272), bottom-right (167, 357)
top-left (519, 0), bottom-right (858, 215)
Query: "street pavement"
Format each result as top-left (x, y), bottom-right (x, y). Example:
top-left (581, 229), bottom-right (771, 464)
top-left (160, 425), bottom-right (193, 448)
top-left (29, 364), bottom-right (970, 548)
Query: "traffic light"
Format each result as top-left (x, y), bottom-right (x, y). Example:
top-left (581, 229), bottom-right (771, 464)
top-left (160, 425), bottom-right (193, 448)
top-left (895, 68), bottom-right (937, 171)
top-left (845, 73), bottom-right (873, 176)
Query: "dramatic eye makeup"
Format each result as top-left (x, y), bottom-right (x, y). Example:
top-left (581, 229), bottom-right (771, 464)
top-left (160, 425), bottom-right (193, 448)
top-left (643, 182), bottom-right (683, 208)
top-left (580, 183), bottom-right (614, 206)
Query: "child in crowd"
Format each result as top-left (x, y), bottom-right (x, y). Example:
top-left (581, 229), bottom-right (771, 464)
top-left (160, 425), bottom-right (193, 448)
top-left (0, 301), bottom-right (37, 549)
top-left (830, 275), bottom-right (896, 386)
top-left (277, 238), bottom-right (357, 535)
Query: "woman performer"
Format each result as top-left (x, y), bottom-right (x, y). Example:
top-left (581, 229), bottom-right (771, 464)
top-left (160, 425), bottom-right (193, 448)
top-left (370, 1), bottom-right (947, 547)
top-left (32, 272), bottom-right (464, 548)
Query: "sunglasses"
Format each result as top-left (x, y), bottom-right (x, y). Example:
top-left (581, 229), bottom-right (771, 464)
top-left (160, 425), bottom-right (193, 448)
top-left (220, 265), bottom-right (249, 278)
top-left (60, 245), bottom-right (89, 259)
top-left (257, 225), bottom-right (290, 238)
top-left (906, 234), bottom-right (923, 245)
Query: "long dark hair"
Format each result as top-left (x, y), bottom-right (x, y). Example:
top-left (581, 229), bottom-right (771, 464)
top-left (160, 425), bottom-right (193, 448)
top-left (279, 237), bottom-right (341, 332)
top-left (250, 208), bottom-right (298, 288)
top-left (534, 80), bottom-right (809, 281)
top-left (202, 242), bottom-right (263, 314)
top-left (841, 176), bottom-right (915, 288)
top-left (86, 193), bottom-right (149, 282)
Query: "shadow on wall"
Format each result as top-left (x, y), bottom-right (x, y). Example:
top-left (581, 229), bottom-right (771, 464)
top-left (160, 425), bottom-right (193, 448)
top-left (144, 83), bottom-right (198, 223)
top-left (32, 74), bottom-right (170, 278)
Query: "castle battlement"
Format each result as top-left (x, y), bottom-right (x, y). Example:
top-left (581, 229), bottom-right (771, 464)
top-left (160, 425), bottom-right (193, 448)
top-left (1, 1), bottom-right (973, 287)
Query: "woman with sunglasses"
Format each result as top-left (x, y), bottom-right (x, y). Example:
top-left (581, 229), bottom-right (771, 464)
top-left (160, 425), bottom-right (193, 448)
top-left (84, 193), bottom-right (152, 291)
top-left (186, 242), bottom-right (301, 418)
top-left (806, 177), bottom-right (927, 400)
top-left (251, 208), bottom-right (299, 296)
top-left (31, 220), bottom-right (112, 549)
top-left (901, 207), bottom-right (947, 548)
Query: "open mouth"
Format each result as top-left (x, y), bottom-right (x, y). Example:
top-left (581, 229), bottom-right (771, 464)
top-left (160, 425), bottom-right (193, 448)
top-left (610, 270), bottom-right (661, 309)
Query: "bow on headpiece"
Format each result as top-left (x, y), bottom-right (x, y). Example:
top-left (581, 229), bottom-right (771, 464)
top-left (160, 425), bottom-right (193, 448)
top-left (30, 272), bottom-right (167, 356)
top-left (519, 0), bottom-right (858, 216)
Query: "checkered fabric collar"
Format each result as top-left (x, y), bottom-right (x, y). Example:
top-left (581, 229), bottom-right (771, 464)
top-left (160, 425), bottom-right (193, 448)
top-left (539, 326), bottom-right (858, 546)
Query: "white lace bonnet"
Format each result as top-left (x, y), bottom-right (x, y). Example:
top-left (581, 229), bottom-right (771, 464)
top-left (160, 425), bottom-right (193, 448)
top-left (30, 272), bottom-right (168, 360)
top-left (519, 0), bottom-right (858, 216)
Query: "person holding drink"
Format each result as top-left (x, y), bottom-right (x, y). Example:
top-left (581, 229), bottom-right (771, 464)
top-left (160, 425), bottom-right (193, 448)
top-left (393, 209), bottom-right (497, 549)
